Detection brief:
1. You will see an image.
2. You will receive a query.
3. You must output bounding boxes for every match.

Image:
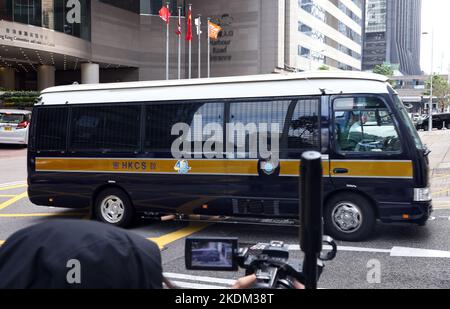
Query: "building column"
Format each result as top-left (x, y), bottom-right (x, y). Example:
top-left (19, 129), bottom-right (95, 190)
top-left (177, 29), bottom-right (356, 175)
top-left (37, 65), bottom-right (55, 91)
top-left (0, 67), bottom-right (16, 90)
top-left (81, 63), bottom-right (100, 84)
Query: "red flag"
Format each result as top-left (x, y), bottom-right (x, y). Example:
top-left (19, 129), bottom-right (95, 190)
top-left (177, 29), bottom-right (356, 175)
top-left (175, 10), bottom-right (182, 36)
top-left (186, 6), bottom-right (193, 41)
top-left (159, 6), bottom-right (171, 24)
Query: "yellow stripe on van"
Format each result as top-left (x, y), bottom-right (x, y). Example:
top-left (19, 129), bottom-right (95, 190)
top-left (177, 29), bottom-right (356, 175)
top-left (279, 161), bottom-right (331, 177)
top-left (329, 160), bottom-right (413, 179)
top-left (35, 158), bottom-right (413, 179)
top-left (36, 158), bottom-right (259, 176)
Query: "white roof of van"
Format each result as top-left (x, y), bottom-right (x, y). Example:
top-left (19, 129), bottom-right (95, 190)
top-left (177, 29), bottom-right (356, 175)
top-left (42, 72), bottom-right (388, 94)
top-left (39, 72), bottom-right (391, 105)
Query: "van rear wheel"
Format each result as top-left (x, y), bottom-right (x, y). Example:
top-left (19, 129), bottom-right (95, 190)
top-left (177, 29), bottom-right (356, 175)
top-left (325, 193), bottom-right (375, 242)
top-left (95, 188), bottom-right (134, 228)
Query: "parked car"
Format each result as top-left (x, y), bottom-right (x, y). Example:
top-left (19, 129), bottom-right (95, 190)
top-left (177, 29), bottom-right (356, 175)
top-left (416, 113), bottom-right (450, 131)
top-left (0, 109), bottom-right (32, 146)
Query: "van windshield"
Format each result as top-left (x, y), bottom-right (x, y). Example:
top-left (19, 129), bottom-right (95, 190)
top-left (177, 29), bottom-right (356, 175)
top-left (393, 95), bottom-right (424, 151)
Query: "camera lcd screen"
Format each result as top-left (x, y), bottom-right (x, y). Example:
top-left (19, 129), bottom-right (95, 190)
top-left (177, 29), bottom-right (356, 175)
top-left (186, 238), bottom-right (238, 271)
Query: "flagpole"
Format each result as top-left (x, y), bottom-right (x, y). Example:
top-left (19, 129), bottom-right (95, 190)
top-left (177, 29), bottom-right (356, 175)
top-left (207, 17), bottom-right (211, 78)
top-left (177, 6), bottom-right (181, 80)
top-left (188, 4), bottom-right (192, 79)
top-left (198, 15), bottom-right (201, 79)
top-left (165, 2), bottom-right (170, 80)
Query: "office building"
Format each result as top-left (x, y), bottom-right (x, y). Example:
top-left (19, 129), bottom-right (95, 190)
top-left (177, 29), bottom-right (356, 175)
top-left (0, 0), bottom-right (364, 91)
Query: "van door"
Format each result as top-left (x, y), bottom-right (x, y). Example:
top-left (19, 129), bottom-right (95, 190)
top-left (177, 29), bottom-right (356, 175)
top-left (328, 95), bottom-right (414, 240)
top-left (226, 97), bottom-right (323, 217)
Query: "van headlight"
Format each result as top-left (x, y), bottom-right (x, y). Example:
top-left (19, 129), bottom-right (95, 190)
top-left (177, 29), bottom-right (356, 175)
top-left (414, 188), bottom-right (432, 202)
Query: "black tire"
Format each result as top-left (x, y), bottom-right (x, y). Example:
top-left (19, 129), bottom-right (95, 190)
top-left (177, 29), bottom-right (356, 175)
top-left (94, 188), bottom-right (134, 228)
top-left (324, 193), bottom-right (376, 242)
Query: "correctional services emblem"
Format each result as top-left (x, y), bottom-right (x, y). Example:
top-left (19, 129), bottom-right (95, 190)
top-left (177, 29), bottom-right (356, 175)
top-left (261, 161), bottom-right (276, 175)
top-left (174, 160), bottom-right (192, 174)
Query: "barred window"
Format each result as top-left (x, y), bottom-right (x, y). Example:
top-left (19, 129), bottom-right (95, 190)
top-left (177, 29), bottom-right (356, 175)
top-left (288, 98), bottom-right (321, 150)
top-left (35, 107), bottom-right (68, 152)
top-left (228, 98), bottom-right (321, 158)
top-left (70, 105), bottom-right (141, 153)
top-left (145, 102), bottom-right (224, 154)
top-left (229, 100), bottom-right (290, 158)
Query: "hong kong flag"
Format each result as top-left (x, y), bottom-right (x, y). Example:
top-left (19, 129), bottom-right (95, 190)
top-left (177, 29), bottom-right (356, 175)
top-left (159, 6), bottom-right (171, 24)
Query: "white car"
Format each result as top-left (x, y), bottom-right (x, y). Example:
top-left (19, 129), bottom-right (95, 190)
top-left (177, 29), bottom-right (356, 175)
top-left (0, 109), bottom-right (32, 146)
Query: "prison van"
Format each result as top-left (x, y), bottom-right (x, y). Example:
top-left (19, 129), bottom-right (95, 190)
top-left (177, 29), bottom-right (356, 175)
top-left (27, 72), bottom-right (432, 241)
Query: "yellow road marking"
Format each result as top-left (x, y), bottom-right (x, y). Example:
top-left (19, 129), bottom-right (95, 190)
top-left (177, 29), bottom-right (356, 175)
top-left (149, 223), bottom-right (210, 249)
top-left (0, 222), bottom-right (210, 248)
top-left (0, 192), bottom-right (28, 211)
top-left (0, 212), bottom-right (87, 218)
top-left (433, 174), bottom-right (450, 180)
top-left (0, 195), bottom-right (16, 198)
top-left (433, 188), bottom-right (450, 196)
top-left (0, 184), bottom-right (27, 192)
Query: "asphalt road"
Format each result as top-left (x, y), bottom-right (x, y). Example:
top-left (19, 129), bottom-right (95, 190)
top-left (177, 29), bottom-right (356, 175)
top-left (1, 139), bottom-right (450, 289)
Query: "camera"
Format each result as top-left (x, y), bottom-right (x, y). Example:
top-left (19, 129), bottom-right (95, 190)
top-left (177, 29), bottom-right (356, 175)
top-left (185, 237), bottom-right (337, 289)
top-left (184, 151), bottom-right (336, 289)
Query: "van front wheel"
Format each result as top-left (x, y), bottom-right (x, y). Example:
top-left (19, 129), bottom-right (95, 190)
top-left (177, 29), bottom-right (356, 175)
top-left (325, 193), bottom-right (375, 242)
top-left (95, 188), bottom-right (134, 228)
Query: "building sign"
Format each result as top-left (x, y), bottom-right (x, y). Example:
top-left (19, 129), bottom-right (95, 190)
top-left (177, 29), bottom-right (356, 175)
top-left (210, 14), bottom-right (234, 62)
top-left (0, 21), bottom-right (56, 48)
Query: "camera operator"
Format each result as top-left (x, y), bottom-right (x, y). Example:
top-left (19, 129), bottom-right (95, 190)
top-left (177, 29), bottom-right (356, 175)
top-left (0, 220), bottom-right (164, 289)
top-left (0, 219), bottom-right (302, 290)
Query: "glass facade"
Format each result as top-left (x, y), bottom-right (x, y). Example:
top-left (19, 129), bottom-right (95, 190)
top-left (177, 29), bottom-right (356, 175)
top-left (100, 0), bottom-right (140, 13)
top-left (365, 0), bottom-right (387, 33)
top-left (141, 0), bottom-right (187, 16)
top-left (298, 0), bottom-right (362, 70)
top-left (0, 0), bottom-right (91, 41)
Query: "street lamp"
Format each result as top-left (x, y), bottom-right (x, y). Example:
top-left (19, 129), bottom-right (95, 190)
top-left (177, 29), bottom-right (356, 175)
top-left (422, 31), bottom-right (434, 132)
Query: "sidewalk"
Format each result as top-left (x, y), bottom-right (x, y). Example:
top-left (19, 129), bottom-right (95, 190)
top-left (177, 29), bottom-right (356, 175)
top-left (420, 130), bottom-right (450, 209)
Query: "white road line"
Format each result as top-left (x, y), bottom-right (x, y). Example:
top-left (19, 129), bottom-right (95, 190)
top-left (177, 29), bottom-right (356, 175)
top-left (285, 244), bottom-right (450, 258)
top-left (390, 247), bottom-right (450, 258)
top-left (0, 181), bottom-right (26, 188)
top-left (287, 244), bottom-right (391, 254)
top-left (164, 273), bottom-right (236, 285)
top-left (169, 280), bottom-right (230, 290)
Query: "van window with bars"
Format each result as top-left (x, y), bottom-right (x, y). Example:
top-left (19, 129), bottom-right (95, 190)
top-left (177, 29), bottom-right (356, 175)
top-left (35, 107), bottom-right (68, 152)
top-left (228, 98), bottom-right (320, 158)
top-left (288, 98), bottom-right (320, 150)
top-left (70, 105), bottom-right (141, 153)
top-left (229, 100), bottom-right (290, 158)
top-left (145, 102), bottom-right (224, 155)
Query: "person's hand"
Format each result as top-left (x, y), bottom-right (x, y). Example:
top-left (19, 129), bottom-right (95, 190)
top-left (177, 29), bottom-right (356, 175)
top-left (232, 274), bottom-right (305, 289)
top-left (232, 274), bottom-right (257, 289)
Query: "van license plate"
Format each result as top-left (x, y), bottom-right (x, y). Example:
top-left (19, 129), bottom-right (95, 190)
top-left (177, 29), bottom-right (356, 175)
top-left (4, 127), bottom-right (12, 131)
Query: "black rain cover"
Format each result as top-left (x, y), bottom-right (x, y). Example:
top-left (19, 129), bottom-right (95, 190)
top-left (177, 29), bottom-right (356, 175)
top-left (0, 220), bottom-right (163, 289)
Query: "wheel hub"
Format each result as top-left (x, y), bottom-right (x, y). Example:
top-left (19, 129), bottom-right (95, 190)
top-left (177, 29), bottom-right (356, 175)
top-left (101, 196), bottom-right (125, 224)
top-left (332, 202), bottom-right (363, 233)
